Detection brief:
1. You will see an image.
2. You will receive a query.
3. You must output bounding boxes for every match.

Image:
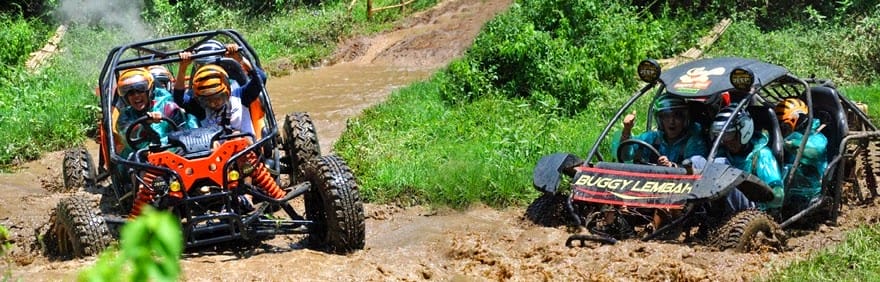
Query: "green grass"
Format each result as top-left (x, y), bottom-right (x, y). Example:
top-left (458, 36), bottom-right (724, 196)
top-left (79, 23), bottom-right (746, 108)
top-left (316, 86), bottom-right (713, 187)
top-left (840, 83), bottom-right (880, 121)
top-left (335, 76), bottom-right (625, 208)
top-left (764, 224), bottom-right (880, 281)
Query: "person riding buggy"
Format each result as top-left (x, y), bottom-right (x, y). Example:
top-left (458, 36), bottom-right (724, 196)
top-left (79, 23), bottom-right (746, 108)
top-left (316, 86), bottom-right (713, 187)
top-left (528, 57), bottom-right (879, 252)
top-left (49, 30), bottom-right (365, 258)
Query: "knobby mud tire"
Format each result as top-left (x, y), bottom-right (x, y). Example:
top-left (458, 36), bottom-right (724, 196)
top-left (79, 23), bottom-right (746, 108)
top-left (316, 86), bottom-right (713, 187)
top-left (847, 142), bottom-right (879, 205)
top-left (284, 112), bottom-right (321, 183)
top-left (61, 147), bottom-right (96, 192)
top-left (303, 155), bottom-right (365, 253)
top-left (709, 209), bottom-right (786, 252)
top-left (525, 193), bottom-right (567, 227)
top-left (48, 195), bottom-right (112, 258)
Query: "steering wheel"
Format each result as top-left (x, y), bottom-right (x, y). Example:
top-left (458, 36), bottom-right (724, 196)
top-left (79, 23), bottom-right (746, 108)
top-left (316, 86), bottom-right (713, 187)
top-left (616, 139), bottom-right (662, 165)
top-left (123, 115), bottom-right (179, 149)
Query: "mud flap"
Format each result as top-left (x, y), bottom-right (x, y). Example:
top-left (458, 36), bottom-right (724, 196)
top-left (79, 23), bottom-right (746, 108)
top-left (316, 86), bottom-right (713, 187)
top-left (532, 153), bottom-right (583, 194)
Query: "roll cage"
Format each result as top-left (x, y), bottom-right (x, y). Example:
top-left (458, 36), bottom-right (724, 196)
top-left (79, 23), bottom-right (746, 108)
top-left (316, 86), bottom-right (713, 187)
top-left (94, 30), bottom-right (279, 183)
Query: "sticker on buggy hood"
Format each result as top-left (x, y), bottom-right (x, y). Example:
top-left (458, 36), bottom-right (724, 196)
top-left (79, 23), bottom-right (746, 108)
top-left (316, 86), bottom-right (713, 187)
top-left (570, 167), bottom-right (699, 209)
top-left (673, 67), bottom-right (726, 94)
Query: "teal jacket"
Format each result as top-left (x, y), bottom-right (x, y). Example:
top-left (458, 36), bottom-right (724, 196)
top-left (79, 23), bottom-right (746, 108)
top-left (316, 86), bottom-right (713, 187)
top-left (116, 88), bottom-right (199, 158)
top-left (782, 119), bottom-right (828, 200)
top-left (616, 123), bottom-right (708, 164)
top-left (720, 133), bottom-right (785, 210)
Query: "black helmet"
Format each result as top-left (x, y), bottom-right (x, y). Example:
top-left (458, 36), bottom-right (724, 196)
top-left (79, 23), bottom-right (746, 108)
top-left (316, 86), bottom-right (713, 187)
top-left (710, 104), bottom-right (754, 145)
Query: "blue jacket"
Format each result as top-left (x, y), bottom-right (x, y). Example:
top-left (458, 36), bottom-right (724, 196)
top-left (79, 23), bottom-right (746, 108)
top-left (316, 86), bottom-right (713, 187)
top-left (720, 133), bottom-right (785, 210)
top-left (782, 119), bottom-right (828, 200)
top-left (617, 123), bottom-right (708, 164)
top-left (116, 88), bottom-right (199, 158)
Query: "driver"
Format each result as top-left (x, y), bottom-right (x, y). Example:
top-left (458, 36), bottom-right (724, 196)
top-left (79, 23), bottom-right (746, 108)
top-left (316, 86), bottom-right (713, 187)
top-left (601, 95), bottom-right (708, 239)
top-left (115, 67), bottom-right (198, 158)
top-left (711, 104), bottom-right (784, 217)
top-left (619, 94), bottom-right (708, 166)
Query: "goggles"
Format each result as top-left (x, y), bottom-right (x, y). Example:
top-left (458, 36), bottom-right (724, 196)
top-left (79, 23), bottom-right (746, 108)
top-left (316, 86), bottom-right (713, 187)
top-left (657, 110), bottom-right (687, 121)
top-left (196, 91), bottom-right (228, 109)
top-left (119, 80), bottom-right (150, 97)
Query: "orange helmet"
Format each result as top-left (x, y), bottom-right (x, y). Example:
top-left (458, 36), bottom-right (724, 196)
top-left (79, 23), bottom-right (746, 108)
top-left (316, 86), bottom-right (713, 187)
top-left (192, 64), bottom-right (231, 109)
top-left (116, 68), bottom-right (154, 106)
top-left (775, 98), bottom-right (808, 133)
top-left (148, 65), bottom-right (174, 89)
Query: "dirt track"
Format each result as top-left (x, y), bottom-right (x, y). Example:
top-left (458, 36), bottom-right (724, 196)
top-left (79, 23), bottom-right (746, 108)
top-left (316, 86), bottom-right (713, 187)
top-left (2, 0), bottom-right (879, 281)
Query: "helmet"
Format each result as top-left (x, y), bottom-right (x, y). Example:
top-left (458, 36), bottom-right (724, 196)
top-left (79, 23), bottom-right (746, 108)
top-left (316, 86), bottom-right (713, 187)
top-left (653, 95), bottom-right (689, 129)
top-left (192, 64), bottom-right (231, 109)
top-left (194, 39), bottom-right (225, 65)
top-left (116, 68), bottom-right (154, 106)
top-left (775, 98), bottom-right (808, 133)
top-left (148, 65), bottom-right (173, 89)
top-left (711, 104), bottom-right (754, 145)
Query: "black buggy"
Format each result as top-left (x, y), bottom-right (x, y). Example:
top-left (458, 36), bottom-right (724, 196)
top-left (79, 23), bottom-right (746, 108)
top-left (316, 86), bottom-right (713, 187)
top-left (47, 29), bottom-right (365, 258)
top-left (527, 57), bottom-right (880, 251)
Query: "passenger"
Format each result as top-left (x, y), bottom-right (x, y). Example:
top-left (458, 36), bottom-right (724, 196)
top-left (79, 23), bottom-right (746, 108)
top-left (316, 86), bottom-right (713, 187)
top-left (775, 98), bottom-right (827, 218)
top-left (619, 94), bottom-right (708, 167)
top-left (173, 43), bottom-right (267, 126)
top-left (710, 104), bottom-right (784, 216)
top-left (148, 65), bottom-right (174, 91)
top-left (171, 45), bottom-right (284, 201)
top-left (114, 67), bottom-right (197, 158)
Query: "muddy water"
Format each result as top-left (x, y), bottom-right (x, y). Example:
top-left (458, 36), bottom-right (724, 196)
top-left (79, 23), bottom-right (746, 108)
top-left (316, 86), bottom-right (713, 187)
top-left (267, 63), bottom-right (433, 152)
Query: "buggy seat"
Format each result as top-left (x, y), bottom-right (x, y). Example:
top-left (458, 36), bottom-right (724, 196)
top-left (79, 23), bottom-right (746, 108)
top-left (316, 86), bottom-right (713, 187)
top-left (748, 105), bottom-right (784, 167)
top-left (805, 86), bottom-right (848, 163)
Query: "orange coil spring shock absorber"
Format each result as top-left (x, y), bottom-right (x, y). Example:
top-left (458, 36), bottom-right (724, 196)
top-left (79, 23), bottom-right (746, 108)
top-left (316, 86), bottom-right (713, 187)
top-left (129, 171), bottom-right (158, 218)
top-left (243, 152), bottom-right (285, 199)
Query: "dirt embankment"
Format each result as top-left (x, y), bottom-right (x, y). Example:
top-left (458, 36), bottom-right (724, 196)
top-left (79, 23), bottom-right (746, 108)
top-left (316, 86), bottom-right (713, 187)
top-left (2, 0), bottom-right (880, 281)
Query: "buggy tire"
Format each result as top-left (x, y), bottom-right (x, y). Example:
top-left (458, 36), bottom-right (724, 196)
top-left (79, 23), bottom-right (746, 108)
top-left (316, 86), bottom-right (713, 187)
top-left (525, 193), bottom-right (567, 227)
top-left (709, 209), bottom-right (785, 252)
top-left (304, 155), bottom-right (365, 253)
top-left (284, 112), bottom-right (321, 183)
top-left (62, 147), bottom-right (96, 192)
top-left (48, 195), bottom-right (112, 258)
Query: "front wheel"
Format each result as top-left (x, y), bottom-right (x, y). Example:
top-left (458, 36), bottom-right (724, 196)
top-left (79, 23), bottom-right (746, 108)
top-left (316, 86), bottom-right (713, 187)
top-left (525, 193), bottom-right (567, 227)
top-left (45, 194), bottom-right (113, 258)
top-left (709, 209), bottom-right (786, 252)
top-left (304, 155), bottom-right (365, 253)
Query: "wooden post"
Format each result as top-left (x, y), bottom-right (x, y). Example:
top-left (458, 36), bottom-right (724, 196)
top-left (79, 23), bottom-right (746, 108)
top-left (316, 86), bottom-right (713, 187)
top-left (367, 0), bottom-right (373, 20)
top-left (400, 0), bottom-right (405, 14)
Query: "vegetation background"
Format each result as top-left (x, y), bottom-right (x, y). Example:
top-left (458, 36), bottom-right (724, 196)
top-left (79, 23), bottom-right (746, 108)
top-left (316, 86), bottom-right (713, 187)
top-left (2, 0), bottom-right (880, 280)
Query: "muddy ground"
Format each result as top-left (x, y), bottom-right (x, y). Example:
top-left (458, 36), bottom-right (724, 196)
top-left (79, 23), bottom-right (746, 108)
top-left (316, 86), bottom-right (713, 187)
top-left (3, 0), bottom-right (880, 281)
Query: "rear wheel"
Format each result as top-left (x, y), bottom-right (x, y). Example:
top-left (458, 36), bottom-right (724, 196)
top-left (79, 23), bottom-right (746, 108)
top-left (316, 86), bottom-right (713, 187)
top-left (61, 147), bottom-right (96, 192)
top-left (709, 209), bottom-right (786, 252)
top-left (847, 142), bottom-right (879, 205)
top-left (47, 195), bottom-right (112, 258)
top-left (304, 155), bottom-right (365, 253)
top-left (284, 112), bottom-right (321, 183)
top-left (525, 193), bottom-right (567, 227)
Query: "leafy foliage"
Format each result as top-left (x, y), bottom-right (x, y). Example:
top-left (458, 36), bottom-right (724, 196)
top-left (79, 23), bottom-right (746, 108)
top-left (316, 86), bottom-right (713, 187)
top-left (438, 1), bottom-right (690, 116)
top-left (78, 207), bottom-right (183, 282)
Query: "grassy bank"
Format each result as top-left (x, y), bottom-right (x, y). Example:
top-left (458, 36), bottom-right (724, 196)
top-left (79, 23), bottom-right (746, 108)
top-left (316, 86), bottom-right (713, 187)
top-left (0, 0), bottom-right (436, 169)
top-left (765, 224), bottom-right (880, 281)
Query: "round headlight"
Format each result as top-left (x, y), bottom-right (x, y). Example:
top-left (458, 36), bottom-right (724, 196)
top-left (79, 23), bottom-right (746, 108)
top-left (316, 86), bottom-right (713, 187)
top-left (638, 59), bottom-right (661, 83)
top-left (730, 67), bottom-right (755, 91)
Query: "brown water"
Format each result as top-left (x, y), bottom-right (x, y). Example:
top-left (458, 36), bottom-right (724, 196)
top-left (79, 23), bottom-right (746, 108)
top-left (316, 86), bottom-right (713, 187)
top-left (267, 64), bottom-right (433, 152)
